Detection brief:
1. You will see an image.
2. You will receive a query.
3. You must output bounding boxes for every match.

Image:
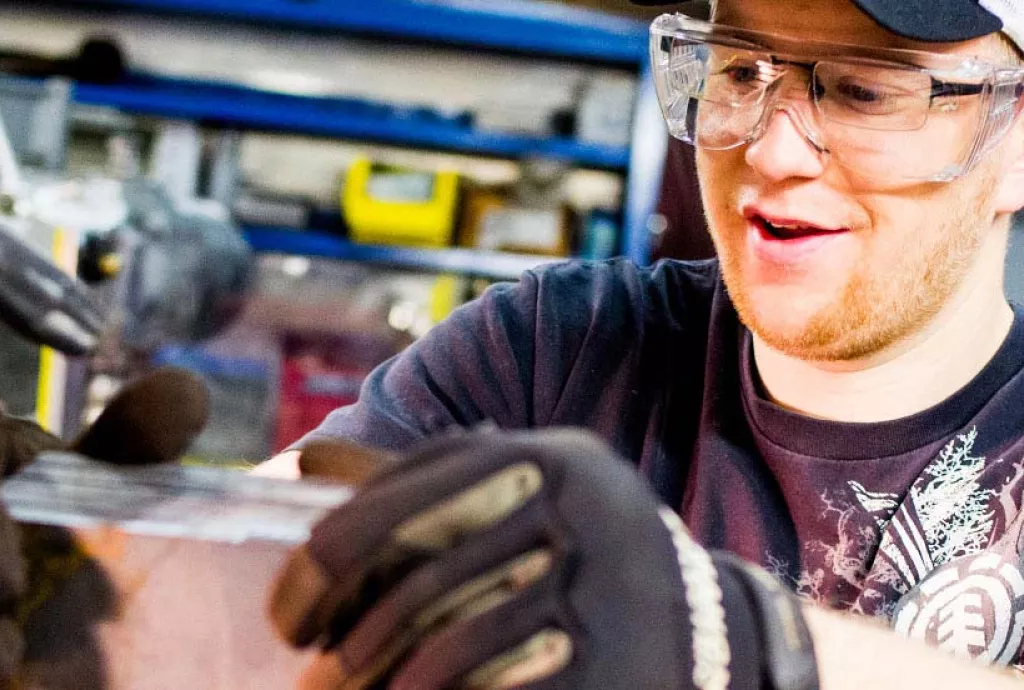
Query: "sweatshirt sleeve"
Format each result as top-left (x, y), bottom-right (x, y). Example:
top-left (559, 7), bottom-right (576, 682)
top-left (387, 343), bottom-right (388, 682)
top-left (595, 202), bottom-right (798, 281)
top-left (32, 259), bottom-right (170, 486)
top-left (289, 258), bottom-right (717, 458)
top-left (292, 268), bottom-right (544, 452)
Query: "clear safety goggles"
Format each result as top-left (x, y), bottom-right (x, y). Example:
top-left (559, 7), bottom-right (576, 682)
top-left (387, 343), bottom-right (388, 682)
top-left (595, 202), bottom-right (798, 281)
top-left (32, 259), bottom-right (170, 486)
top-left (650, 14), bottom-right (1024, 184)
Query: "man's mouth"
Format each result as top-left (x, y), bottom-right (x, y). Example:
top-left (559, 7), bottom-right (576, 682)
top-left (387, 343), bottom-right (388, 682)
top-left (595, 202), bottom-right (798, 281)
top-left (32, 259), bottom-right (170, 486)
top-left (753, 215), bottom-right (840, 240)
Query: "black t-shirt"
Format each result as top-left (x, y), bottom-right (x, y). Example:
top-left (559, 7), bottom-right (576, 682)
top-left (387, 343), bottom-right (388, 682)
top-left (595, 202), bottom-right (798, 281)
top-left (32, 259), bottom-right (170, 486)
top-left (302, 258), bottom-right (1024, 666)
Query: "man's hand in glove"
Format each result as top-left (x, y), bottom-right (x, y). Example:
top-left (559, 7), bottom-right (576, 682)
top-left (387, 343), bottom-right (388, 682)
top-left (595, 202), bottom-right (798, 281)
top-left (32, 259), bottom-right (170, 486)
top-left (269, 428), bottom-right (819, 690)
top-left (0, 410), bottom-right (71, 685)
top-left (0, 368), bottom-right (209, 688)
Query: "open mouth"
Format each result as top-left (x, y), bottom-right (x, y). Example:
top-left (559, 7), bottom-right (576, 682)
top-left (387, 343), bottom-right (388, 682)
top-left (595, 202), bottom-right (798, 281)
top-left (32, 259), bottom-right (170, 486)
top-left (754, 215), bottom-right (841, 240)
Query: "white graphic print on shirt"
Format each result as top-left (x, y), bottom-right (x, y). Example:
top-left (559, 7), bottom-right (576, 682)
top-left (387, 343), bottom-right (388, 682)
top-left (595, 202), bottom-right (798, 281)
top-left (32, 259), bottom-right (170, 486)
top-left (893, 549), bottom-right (1024, 665)
top-left (765, 487), bottom-right (885, 605)
top-left (767, 427), bottom-right (1024, 664)
top-left (875, 428), bottom-right (998, 590)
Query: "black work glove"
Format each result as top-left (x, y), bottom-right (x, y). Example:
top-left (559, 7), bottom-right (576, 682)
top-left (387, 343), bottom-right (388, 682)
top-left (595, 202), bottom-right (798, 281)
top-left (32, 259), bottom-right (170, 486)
top-left (0, 367), bottom-right (209, 689)
top-left (0, 410), bottom-right (65, 687)
top-left (0, 411), bottom-right (66, 686)
top-left (0, 502), bottom-right (24, 688)
top-left (0, 412), bottom-right (65, 480)
top-left (0, 224), bottom-right (106, 356)
top-left (296, 439), bottom-right (395, 487)
top-left (269, 428), bottom-right (819, 690)
top-left (0, 366), bottom-right (208, 475)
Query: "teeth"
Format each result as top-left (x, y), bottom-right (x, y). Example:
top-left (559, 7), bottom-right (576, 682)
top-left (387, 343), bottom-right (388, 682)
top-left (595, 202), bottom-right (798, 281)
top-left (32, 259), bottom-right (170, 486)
top-left (762, 219), bottom-right (822, 240)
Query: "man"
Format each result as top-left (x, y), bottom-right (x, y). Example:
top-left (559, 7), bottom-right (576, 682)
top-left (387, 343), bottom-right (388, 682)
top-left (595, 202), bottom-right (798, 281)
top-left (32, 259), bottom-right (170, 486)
top-left (261, 0), bottom-right (1024, 688)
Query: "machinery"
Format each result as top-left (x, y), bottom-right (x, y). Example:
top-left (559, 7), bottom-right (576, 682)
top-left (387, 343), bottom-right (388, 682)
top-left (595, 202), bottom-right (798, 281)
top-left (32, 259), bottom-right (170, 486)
top-left (0, 73), bottom-right (252, 435)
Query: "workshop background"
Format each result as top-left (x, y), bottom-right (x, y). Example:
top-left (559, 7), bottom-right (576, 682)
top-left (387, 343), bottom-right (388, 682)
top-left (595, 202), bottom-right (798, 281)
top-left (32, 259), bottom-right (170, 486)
top-left (0, 0), bottom-right (669, 466)
top-left (0, 0), bottom-right (1020, 468)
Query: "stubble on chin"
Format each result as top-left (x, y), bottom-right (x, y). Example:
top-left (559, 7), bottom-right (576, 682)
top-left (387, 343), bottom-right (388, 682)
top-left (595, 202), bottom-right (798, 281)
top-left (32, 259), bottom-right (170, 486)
top-left (709, 176), bottom-right (997, 363)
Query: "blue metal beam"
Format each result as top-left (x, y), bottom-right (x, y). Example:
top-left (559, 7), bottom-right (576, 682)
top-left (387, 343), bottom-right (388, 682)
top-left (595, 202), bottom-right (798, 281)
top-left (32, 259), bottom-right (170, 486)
top-left (242, 226), bottom-right (561, 280)
top-left (622, 63), bottom-right (667, 265)
top-left (51, 0), bottom-right (665, 266)
top-left (55, 0), bottom-right (649, 64)
top-left (74, 77), bottom-right (631, 169)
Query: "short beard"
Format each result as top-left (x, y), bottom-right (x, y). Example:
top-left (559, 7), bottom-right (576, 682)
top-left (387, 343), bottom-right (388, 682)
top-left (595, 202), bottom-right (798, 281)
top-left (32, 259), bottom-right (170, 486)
top-left (719, 169), bottom-right (1001, 362)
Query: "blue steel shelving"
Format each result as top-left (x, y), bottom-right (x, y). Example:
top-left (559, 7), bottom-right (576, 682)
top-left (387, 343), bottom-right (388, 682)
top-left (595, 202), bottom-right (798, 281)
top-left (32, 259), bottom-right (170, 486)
top-left (57, 0), bottom-right (649, 64)
top-left (243, 226), bottom-right (561, 281)
top-left (74, 77), bottom-right (632, 170)
top-left (50, 0), bottom-right (667, 272)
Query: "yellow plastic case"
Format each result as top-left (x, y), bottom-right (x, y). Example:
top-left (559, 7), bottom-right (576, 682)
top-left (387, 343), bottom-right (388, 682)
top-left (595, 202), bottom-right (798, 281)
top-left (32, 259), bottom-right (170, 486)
top-left (342, 158), bottom-right (459, 247)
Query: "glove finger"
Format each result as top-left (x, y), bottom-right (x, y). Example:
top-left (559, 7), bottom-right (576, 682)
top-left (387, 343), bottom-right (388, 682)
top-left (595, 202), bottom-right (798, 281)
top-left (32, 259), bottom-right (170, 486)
top-left (297, 440), bottom-right (396, 487)
top-left (337, 500), bottom-right (556, 682)
top-left (268, 544), bottom-right (340, 649)
top-left (360, 424), bottom-right (499, 484)
top-left (458, 629), bottom-right (573, 690)
top-left (272, 448), bottom-right (544, 647)
top-left (295, 628), bottom-right (574, 690)
top-left (388, 578), bottom-right (569, 690)
top-left (295, 652), bottom-right (349, 690)
top-left (0, 617), bottom-right (23, 685)
top-left (0, 416), bottom-right (63, 477)
top-left (71, 367), bottom-right (209, 465)
top-left (0, 507), bottom-right (24, 609)
top-left (294, 548), bottom-right (555, 690)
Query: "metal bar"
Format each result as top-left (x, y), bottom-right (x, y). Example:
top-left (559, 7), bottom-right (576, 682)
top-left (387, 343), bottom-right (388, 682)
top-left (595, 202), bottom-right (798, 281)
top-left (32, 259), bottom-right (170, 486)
top-left (74, 78), bottom-right (632, 170)
top-left (622, 61), bottom-right (668, 265)
top-left (55, 0), bottom-right (648, 63)
top-left (243, 226), bottom-right (561, 281)
top-left (3, 452), bottom-right (352, 544)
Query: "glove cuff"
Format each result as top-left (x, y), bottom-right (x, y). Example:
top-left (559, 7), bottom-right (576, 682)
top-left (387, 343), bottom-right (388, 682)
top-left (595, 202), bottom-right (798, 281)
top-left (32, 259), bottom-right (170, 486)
top-left (658, 508), bottom-right (819, 690)
top-left (713, 553), bottom-right (820, 690)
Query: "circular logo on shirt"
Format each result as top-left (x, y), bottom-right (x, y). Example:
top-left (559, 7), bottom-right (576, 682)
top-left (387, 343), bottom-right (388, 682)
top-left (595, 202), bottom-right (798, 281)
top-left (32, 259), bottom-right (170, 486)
top-left (892, 552), bottom-right (1024, 665)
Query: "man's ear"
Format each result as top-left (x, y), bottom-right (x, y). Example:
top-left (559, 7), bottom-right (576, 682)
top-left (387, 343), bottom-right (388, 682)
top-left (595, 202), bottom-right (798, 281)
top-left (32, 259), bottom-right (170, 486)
top-left (994, 115), bottom-right (1024, 214)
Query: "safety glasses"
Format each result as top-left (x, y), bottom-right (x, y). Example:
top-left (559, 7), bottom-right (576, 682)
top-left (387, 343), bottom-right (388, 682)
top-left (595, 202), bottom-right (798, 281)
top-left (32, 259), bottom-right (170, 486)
top-left (650, 14), bottom-right (1024, 183)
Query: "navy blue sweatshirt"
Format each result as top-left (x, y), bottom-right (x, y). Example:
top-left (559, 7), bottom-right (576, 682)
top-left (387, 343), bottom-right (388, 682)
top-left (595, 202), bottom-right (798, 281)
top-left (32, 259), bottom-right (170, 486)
top-left (301, 258), bottom-right (1024, 666)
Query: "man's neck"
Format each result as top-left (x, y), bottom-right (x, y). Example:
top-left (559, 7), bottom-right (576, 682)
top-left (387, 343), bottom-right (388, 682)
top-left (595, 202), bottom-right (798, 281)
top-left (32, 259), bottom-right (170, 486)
top-left (753, 266), bottom-right (1014, 424)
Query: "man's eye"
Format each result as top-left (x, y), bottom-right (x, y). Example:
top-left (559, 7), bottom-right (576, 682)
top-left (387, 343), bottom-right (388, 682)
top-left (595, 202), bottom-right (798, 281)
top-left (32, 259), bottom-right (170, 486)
top-left (722, 64), bottom-right (761, 83)
top-left (825, 78), bottom-right (908, 114)
top-left (835, 81), bottom-right (885, 103)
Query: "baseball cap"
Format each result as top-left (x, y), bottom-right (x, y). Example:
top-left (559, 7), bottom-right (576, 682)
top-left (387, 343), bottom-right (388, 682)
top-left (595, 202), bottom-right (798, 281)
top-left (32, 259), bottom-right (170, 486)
top-left (631, 0), bottom-right (1024, 54)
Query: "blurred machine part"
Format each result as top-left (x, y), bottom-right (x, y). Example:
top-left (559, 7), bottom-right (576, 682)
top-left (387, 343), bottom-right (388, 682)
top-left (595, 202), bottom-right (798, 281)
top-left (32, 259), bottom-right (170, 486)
top-left (27, 176), bottom-right (129, 235)
top-left (474, 100), bottom-right (555, 137)
top-left (232, 188), bottom-right (313, 229)
top-left (470, 205), bottom-right (570, 255)
top-left (275, 329), bottom-right (400, 453)
top-left (0, 36), bottom-right (126, 85)
top-left (148, 120), bottom-right (203, 204)
top-left (0, 72), bottom-right (253, 358)
top-left (342, 156), bottom-right (459, 247)
top-left (458, 158), bottom-right (573, 256)
top-left (580, 208), bottom-right (620, 260)
top-left (206, 129), bottom-right (244, 208)
top-left (0, 78), bottom-right (110, 357)
top-left (0, 75), bottom-right (70, 173)
top-left (115, 177), bottom-right (253, 351)
top-left (575, 72), bottom-right (637, 147)
top-left (0, 220), bottom-right (105, 355)
top-left (0, 70), bottom-right (254, 439)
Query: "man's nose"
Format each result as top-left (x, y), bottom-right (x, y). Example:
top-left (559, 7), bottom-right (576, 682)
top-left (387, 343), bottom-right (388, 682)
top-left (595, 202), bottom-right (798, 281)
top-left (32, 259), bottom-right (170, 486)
top-left (743, 104), bottom-right (828, 182)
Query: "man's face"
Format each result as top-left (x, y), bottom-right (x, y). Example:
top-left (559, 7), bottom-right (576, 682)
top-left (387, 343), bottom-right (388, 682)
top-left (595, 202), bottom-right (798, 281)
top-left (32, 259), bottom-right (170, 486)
top-left (697, 0), bottom-right (1019, 361)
